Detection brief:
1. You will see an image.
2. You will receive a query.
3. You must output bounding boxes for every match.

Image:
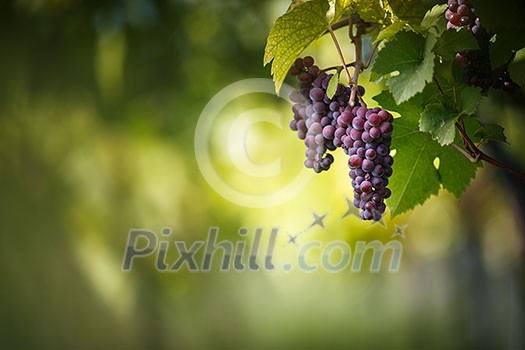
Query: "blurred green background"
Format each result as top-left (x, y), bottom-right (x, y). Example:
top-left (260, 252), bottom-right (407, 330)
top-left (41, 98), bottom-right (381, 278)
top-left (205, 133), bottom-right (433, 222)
top-left (1, 0), bottom-right (524, 349)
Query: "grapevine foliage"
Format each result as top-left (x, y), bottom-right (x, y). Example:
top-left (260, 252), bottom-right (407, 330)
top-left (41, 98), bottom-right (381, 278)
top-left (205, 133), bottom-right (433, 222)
top-left (372, 31), bottom-right (436, 104)
top-left (264, 0), bottom-right (525, 218)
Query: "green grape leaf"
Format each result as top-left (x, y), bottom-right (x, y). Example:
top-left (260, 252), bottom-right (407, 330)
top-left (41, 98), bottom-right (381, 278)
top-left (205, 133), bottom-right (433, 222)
top-left (372, 31), bottom-right (436, 103)
top-left (419, 103), bottom-right (457, 145)
top-left (475, 123), bottom-right (507, 144)
top-left (430, 59), bottom-right (484, 130)
top-left (434, 29), bottom-right (479, 61)
top-left (462, 117), bottom-right (507, 144)
top-left (420, 4), bottom-right (447, 35)
top-left (326, 73), bottom-right (340, 99)
top-left (438, 144), bottom-right (482, 198)
top-left (287, 0), bottom-right (316, 11)
top-left (330, 0), bottom-right (348, 22)
top-left (374, 20), bottom-right (407, 43)
top-left (264, 0), bottom-right (330, 93)
top-left (458, 86), bottom-right (482, 115)
top-left (334, 0), bottom-right (387, 24)
top-left (333, 0), bottom-right (353, 23)
top-left (432, 60), bottom-right (485, 116)
top-left (387, 116), bottom-right (441, 216)
top-left (354, 0), bottom-right (387, 24)
top-left (461, 116), bottom-right (483, 143)
top-left (385, 0), bottom-right (427, 25)
top-left (416, 84), bottom-right (481, 146)
top-left (432, 61), bottom-right (461, 98)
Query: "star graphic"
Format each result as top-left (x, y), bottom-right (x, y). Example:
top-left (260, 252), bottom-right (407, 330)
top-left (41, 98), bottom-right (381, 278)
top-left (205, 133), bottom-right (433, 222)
top-left (391, 224), bottom-right (408, 239)
top-left (308, 211), bottom-right (328, 229)
top-left (339, 196), bottom-right (361, 221)
top-left (285, 232), bottom-right (299, 246)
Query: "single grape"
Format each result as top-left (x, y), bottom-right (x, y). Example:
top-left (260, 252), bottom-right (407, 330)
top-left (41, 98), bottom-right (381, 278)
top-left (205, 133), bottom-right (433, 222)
top-left (314, 133), bottom-right (325, 145)
top-left (299, 71), bottom-right (312, 83)
top-left (350, 128), bottom-right (363, 141)
top-left (338, 111), bottom-right (353, 126)
top-left (372, 164), bottom-right (384, 177)
top-left (460, 16), bottom-right (470, 26)
top-left (361, 131), bottom-right (374, 143)
top-left (360, 181), bottom-right (372, 193)
top-left (362, 159), bottom-right (375, 172)
top-left (367, 113), bottom-right (381, 126)
top-left (383, 155), bottom-right (394, 167)
top-left (457, 4), bottom-right (468, 15)
top-left (313, 101), bottom-right (326, 113)
top-left (348, 155), bottom-right (362, 169)
top-left (372, 177), bottom-right (384, 189)
top-left (309, 87), bottom-right (324, 102)
top-left (352, 117), bottom-right (365, 130)
top-left (365, 149), bottom-right (376, 160)
top-left (376, 144), bottom-right (389, 156)
top-left (369, 127), bottom-right (381, 139)
top-left (322, 125), bottom-right (335, 139)
top-left (302, 56), bottom-right (314, 68)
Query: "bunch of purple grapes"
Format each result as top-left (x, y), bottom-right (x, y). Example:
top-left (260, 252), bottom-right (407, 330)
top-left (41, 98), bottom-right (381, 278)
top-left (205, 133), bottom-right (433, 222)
top-left (445, 0), bottom-right (519, 92)
top-left (445, 0), bottom-right (480, 34)
top-left (289, 56), bottom-right (361, 173)
top-left (455, 50), bottom-right (518, 92)
top-left (455, 49), bottom-right (492, 91)
top-left (334, 106), bottom-right (394, 221)
top-left (288, 56), bottom-right (393, 221)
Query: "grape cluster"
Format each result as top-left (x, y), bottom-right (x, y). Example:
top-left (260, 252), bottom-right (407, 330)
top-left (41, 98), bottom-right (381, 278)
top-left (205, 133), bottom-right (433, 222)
top-left (455, 50), bottom-right (518, 92)
top-left (445, 0), bottom-right (519, 92)
top-left (289, 56), bottom-right (361, 173)
top-left (455, 49), bottom-right (492, 90)
top-left (288, 56), bottom-right (393, 221)
top-left (445, 0), bottom-right (480, 34)
top-left (335, 106), bottom-right (394, 221)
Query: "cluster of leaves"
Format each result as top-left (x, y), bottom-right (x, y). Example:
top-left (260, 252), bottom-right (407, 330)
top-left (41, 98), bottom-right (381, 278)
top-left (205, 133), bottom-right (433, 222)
top-left (264, 0), bottom-right (525, 216)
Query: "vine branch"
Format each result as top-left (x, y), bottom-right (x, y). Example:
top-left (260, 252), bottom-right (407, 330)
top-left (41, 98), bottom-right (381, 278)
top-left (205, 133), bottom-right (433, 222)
top-left (454, 120), bottom-right (525, 180)
top-left (323, 19), bottom-right (351, 35)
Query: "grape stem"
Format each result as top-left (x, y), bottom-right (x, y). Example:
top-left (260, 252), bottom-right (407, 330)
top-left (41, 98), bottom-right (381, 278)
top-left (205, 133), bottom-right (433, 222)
top-left (327, 14), bottom-right (372, 107)
top-left (321, 62), bottom-right (357, 73)
top-left (349, 14), bottom-right (366, 107)
top-left (327, 21), bottom-right (354, 86)
top-left (362, 42), bottom-right (379, 69)
top-left (433, 76), bottom-right (445, 96)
